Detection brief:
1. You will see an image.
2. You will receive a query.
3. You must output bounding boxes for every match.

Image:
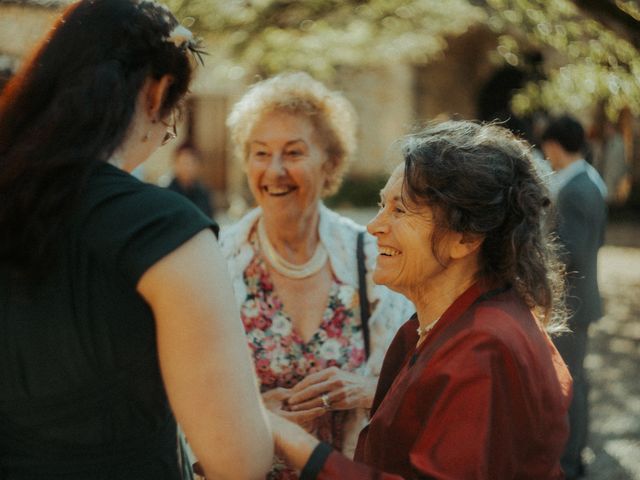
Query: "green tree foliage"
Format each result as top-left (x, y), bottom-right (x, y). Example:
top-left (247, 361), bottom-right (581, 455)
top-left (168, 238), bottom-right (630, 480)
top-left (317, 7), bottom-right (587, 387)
top-left (170, 0), bottom-right (640, 117)
top-left (484, 0), bottom-right (640, 118)
top-left (169, 0), bottom-right (485, 78)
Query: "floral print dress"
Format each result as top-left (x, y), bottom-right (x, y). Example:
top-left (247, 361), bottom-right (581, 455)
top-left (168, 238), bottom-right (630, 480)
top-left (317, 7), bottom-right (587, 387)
top-left (241, 231), bottom-right (366, 479)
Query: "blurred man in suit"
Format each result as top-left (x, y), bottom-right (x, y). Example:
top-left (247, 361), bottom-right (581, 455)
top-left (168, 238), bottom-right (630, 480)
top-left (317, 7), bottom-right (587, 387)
top-left (167, 143), bottom-right (214, 218)
top-left (542, 115), bottom-right (607, 480)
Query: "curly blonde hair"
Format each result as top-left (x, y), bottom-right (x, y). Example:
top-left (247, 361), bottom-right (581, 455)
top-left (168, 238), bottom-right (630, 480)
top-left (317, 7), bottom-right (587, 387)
top-left (226, 72), bottom-right (358, 196)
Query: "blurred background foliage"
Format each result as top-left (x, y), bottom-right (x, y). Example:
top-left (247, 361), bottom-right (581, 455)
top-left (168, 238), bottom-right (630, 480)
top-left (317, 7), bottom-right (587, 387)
top-left (166, 0), bottom-right (640, 120)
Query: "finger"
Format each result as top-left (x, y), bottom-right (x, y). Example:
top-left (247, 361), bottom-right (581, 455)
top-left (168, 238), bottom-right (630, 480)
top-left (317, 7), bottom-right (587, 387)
top-left (321, 388), bottom-right (349, 410)
top-left (288, 380), bottom-right (336, 406)
top-left (262, 387), bottom-right (291, 401)
top-left (296, 385), bottom-right (356, 412)
top-left (291, 388), bottom-right (343, 412)
top-left (282, 407), bottom-right (326, 424)
top-left (291, 368), bottom-right (333, 392)
top-left (288, 397), bottom-right (322, 412)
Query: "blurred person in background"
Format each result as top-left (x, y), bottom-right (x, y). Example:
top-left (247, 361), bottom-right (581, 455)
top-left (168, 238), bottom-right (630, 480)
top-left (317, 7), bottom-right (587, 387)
top-left (269, 120), bottom-right (572, 479)
top-left (167, 142), bottom-right (214, 218)
top-left (542, 115), bottom-right (607, 480)
top-left (0, 1), bottom-right (272, 478)
top-left (220, 72), bottom-right (414, 479)
top-left (592, 119), bottom-right (629, 205)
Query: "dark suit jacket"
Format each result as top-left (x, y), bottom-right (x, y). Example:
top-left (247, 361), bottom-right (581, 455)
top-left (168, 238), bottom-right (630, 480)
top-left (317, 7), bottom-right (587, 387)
top-left (167, 178), bottom-right (213, 218)
top-left (556, 170), bottom-right (607, 326)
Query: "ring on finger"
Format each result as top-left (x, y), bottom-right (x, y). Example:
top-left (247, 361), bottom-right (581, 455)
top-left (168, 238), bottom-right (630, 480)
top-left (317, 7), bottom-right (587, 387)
top-left (321, 393), bottom-right (332, 410)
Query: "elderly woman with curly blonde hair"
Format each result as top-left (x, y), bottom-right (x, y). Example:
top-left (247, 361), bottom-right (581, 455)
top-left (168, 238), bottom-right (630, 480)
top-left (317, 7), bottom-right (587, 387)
top-left (220, 72), bottom-right (414, 479)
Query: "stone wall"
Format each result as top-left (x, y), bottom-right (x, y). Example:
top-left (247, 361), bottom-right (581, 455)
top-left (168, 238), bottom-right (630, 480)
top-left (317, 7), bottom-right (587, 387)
top-left (0, 4), bottom-right (59, 61)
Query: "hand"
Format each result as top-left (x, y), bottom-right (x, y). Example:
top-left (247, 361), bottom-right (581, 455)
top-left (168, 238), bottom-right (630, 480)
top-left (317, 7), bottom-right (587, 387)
top-left (262, 388), bottom-right (325, 432)
top-left (261, 387), bottom-right (292, 413)
top-left (267, 411), bottom-right (320, 471)
top-left (287, 367), bottom-right (377, 412)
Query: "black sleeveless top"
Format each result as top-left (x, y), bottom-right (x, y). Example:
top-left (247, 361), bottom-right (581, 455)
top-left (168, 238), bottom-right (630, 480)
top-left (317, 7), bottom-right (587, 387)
top-left (0, 163), bottom-right (216, 479)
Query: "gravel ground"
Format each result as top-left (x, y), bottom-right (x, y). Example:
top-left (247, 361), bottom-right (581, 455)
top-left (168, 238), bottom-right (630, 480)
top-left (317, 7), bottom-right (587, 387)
top-left (584, 239), bottom-right (640, 480)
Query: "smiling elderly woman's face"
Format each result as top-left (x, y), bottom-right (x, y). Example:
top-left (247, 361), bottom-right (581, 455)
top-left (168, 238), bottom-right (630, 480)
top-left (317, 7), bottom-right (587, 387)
top-left (246, 110), bottom-right (328, 224)
top-left (367, 164), bottom-right (462, 298)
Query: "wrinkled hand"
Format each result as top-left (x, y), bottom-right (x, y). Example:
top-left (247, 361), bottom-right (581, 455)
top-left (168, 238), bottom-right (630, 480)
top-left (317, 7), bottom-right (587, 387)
top-left (287, 367), bottom-right (377, 412)
top-left (261, 388), bottom-right (324, 432)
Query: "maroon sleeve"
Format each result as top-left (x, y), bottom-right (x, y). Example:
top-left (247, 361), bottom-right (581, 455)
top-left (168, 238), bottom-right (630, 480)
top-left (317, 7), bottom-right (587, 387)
top-left (303, 331), bottom-right (533, 480)
top-left (407, 332), bottom-right (520, 478)
top-left (317, 450), bottom-right (407, 480)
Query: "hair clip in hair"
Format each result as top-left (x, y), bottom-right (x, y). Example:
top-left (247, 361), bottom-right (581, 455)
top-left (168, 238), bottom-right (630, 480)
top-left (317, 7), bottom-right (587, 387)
top-left (165, 18), bottom-right (206, 66)
top-left (167, 25), bottom-right (193, 49)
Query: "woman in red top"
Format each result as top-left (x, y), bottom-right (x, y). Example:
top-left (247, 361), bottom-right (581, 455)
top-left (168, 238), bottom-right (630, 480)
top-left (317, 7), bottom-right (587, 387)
top-left (271, 120), bottom-right (573, 479)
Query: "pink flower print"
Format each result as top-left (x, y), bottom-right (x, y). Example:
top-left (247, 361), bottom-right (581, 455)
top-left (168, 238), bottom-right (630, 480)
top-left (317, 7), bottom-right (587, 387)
top-left (248, 328), bottom-right (265, 343)
top-left (256, 358), bottom-right (271, 372)
top-left (259, 269), bottom-right (274, 291)
top-left (258, 298), bottom-right (279, 319)
top-left (319, 338), bottom-right (342, 361)
top-left (270, 350), bottom-right (293, 375)
top-left (242, 299), bottom-right (260, 319)
top-left (331, 306), bottom-right (347, 327)
top-left (281, 372), bottom-right (296, 388)
top-left (348, 347), bottom-right (365, 367)
top-left (262, 337), bottom-right (277, 352)
top-left (295, 362), bottom-right (308, 376)
top-left (254, 315), bottom-right (268, 330)
top-left (325, 322), bottom-right (343, 338)
top-left (271, 313), bottom-right (292, 336)
top-left (242, 314), bottom-right (254, 330)
top-left (314, 328), bottom-right (328, 343)
top-left (259, 372), bottom-right (277, 388)
top-left (304, 354), bottom-right (320, 374)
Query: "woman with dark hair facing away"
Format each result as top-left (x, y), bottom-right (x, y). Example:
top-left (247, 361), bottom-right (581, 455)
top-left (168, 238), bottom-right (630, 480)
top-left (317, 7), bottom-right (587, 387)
top-left (0, 1), bottom-right (272, 479)
top-left (269, 121), bottom-right (573, 479)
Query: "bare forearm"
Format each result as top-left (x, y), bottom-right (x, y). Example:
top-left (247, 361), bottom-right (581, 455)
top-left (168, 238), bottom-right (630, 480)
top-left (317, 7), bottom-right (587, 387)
top-left (139, 231), bottom-right (273, 479)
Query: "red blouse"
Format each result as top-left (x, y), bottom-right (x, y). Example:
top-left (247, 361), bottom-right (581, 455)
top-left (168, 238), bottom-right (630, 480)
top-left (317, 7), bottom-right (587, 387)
top-left (302, 281), bottom-right (572, 480)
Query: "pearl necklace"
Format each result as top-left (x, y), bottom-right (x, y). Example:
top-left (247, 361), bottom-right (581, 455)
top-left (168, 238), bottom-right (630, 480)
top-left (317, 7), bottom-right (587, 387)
top-left (417, 317), bottom-right (440, 345)
top-left (257, 217), bottom-right (328, 279)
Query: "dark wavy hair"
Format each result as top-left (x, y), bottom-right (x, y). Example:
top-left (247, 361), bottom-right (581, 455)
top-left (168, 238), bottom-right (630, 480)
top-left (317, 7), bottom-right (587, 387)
top-left (540, 115), bottom-right (586, 154)
top-left (400, 120), bottom-right (566, 331)
top-left (0, 0), bottom-right (195, 277)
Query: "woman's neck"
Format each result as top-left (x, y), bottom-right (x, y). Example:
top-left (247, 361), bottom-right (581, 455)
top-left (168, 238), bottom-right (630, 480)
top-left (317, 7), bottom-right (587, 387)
top-left (410, 261), bottom-right (479, 333)
top-left (260, 206), bottom-right (321, 264)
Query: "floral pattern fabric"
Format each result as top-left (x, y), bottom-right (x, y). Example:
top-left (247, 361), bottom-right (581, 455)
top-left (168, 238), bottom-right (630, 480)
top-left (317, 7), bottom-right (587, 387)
top-left (241, 232), bottom-right (366, 479)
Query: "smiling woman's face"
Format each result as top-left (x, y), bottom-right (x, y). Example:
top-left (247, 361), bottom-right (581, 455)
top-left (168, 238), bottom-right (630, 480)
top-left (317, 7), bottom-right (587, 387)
top-left (246, 110), bottom-right (328, 225)
top-left (367, 164), bottom-right (458, 299)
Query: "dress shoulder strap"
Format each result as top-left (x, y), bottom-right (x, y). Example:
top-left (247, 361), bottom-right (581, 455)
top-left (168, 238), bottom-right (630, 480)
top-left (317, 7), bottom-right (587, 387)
top-left (356, 231), bottom-right (371, 359)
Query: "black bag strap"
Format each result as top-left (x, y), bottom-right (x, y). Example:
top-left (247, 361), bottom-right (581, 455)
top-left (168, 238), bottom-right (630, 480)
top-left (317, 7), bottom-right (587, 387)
top-left (356, 231), bottom-right (371, 359)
